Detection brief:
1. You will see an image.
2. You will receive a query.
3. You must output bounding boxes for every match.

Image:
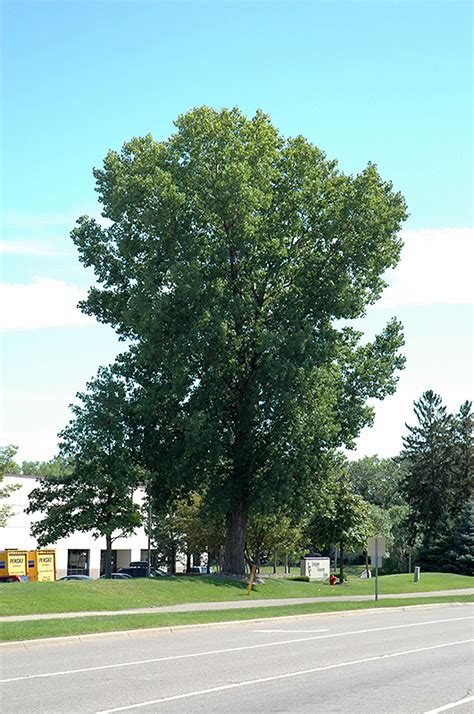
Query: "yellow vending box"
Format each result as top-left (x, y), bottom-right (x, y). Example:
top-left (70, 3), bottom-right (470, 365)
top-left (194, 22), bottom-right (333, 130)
top-left (0, 550), bottom-right (28, 580)
top-left (27, 550), bottom-right (56, 581)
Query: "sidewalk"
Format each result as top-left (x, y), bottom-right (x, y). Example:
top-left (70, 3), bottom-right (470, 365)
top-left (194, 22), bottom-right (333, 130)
top-left (2, 588), bottom-right (472, 622)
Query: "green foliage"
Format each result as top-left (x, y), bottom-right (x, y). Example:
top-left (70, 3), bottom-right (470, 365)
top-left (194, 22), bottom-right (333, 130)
top-left (305, 466), bottom-right (372, 575)
top-left (72, 106), bottom-right (408, 573)
top-left (246, 510), bottom-right (304, 566)
top-left (150, 492), bottom-right (225, 572)
top-left (401, 391), bottom-right (474, 542)
top-left (448, 500), bottom-right (474, 575)
top-left (288, 575), bottom-right (310, 582)
top-left (0, 445), bottom-right (21, 527)
top-left (26, 367), bottom-right (142, 575)
top-left (21, 456), bottom-right (72, 479)
top-left (348, 456), bottom-right (405, 509)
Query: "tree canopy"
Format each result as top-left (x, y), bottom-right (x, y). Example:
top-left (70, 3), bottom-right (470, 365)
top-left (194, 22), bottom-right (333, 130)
top-left (72, 106), bottom-right (407, 574)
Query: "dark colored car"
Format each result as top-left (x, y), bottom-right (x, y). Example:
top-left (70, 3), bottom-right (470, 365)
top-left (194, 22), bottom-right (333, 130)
top-left (118, 566), bottom-right (169, 578)
top-left (57, 575), bottom-right (94, 581)
top-left (99, 573), bottom-right (132, 579)
top-left (0, 575), bottom-right (29, 583)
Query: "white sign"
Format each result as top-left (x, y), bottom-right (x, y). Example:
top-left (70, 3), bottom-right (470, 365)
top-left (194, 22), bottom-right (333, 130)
top-left (300, 557), bottom-right (330, 580)
top-left (367, 537), bottom-right (386, 558)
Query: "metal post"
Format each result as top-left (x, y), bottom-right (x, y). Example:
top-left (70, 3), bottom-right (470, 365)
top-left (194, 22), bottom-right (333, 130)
top-left (374, 536), bottom-right (379, 602)
top-left (147, 495), bottom-right (152, 577)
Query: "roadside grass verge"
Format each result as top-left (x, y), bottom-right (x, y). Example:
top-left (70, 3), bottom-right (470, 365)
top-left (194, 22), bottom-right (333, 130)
top-left (2, 595), bottom-right (472, 642)
top-left (1, 572), bottom-right (472, 617)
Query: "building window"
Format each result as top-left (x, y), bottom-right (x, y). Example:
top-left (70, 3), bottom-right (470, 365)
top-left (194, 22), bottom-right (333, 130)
top-left (67, 549), bottom-right (89, 575)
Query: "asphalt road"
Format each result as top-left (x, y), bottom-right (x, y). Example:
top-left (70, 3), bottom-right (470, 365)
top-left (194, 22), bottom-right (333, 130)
top-left (1, 604), bottom-right (473, 713)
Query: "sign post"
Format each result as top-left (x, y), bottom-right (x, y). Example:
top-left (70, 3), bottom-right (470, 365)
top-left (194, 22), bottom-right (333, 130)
top-left (367, 536), bottom-right (385, 603)
top-left (375, 537), bottom-right (379, 601)
top-left (246, 564), bottom-right (257, 595)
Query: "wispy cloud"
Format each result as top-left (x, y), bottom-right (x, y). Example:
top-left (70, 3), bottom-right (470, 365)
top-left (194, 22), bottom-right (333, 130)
top-left (378, 227), bottom-right (473, 308)
top-left (2, 211), bottom-right (81, 230)
top-left (0, 278), bottom-right (94, 330)
top-left (0, 240), bottom-right (71, 257)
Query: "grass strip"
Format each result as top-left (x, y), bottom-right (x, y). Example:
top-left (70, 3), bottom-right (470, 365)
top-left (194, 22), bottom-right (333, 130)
top-left (2, 595), bottom-right (472, 642)
top-left (1, 572), bottom-right (472, 617)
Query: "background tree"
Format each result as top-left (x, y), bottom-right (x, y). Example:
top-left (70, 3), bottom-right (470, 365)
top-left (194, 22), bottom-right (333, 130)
top-left (348, 455), bottom-right (410, 572)
top-left (449, 500), bottom-right (474, 575)
top-left (26, 367), bottom-right (142, 578)
top-left (401, 391), bottom-right (473, 543)
top-left (21, 456), bottom-right (72, 479)
top-left (348, 455), bottom-right (405, 509)
top-left (73, 106), bottom-right (407, 575)
top-left (0, 445), bottom-right (21, 527)
top-left (306, 468), bottom-right (372, 582)
top-left (245, 510), bottom-right (304, 570)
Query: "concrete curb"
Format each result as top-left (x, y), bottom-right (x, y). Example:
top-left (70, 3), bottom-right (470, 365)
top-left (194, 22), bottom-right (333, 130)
top-left (1, 601), bottom-right (471, 651)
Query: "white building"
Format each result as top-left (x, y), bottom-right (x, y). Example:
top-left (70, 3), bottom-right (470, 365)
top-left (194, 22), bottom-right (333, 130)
top-left (0, 474), bottom-right (181, 578)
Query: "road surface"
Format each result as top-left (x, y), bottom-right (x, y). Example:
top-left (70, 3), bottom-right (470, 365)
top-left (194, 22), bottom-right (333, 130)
top-left (1, 604), bottom-right (473, 713)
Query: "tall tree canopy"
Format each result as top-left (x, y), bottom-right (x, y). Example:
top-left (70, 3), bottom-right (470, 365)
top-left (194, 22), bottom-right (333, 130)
top-left (27, 367), bottom-right (142, 577)
top-left (73, 107), bottom-right (407, 575)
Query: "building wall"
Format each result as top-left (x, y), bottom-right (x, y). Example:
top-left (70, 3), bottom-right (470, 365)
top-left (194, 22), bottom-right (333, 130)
top-left (0, 475), bottom-right (154, 578)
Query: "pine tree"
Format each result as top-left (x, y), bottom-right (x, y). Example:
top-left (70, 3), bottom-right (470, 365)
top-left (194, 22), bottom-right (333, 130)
top-left (401, 391), bottom-right (457, 541)
top-left (449, 500), bottom-right (474, 575)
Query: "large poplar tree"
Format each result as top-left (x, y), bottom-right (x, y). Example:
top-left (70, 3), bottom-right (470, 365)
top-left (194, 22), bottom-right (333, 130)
top-left (73, 107), bottom-right (407, 575)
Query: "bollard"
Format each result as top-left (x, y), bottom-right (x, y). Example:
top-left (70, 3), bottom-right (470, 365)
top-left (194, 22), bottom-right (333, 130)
top-left (413, 566), bottom-right (421, 583)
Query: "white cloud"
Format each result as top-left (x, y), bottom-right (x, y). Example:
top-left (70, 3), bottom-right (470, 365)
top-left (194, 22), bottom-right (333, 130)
top-left (377, 227), bottom-right (473, 308)
top-left (2, 210), bottom-right (82, 230)
top-left (0, 240), bottom-right (70, 257)
top-left (0, 278), bottom-right (95, 331)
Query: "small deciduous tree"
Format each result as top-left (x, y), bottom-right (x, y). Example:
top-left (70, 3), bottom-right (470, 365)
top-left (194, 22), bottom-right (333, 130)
top-left (0, 445), bottom-right (20, 527)
top-left (306, 468), bottom-right (371, 582)
top-left (26, 367), bottom-right (142, 577)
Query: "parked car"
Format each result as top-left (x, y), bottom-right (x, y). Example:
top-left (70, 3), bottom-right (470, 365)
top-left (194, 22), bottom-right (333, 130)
top-left (99, 573), bottom-right (132, 579)
top-left (118, 566), bottom-right (169, 578)
top-left (57, 575), bottom-right (94, 581)
top-left (0, 575), bottom-right (29, 583)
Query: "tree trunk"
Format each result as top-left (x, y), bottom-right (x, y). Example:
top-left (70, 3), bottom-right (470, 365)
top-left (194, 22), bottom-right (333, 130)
top-left (168, 544), bottom-right (177, 575)
top-left (186, 551), bottom-right (191, 573)
top-left (105, 534), bottom-right (113, 579)
top-left (223, 510), bottom-right (247, 576)
top-left (339, 542), bottom-right (344, 584)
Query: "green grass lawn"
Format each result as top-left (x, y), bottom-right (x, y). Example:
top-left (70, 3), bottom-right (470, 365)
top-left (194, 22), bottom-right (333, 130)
top-left (2, 594), bottom-right (473, 642)
top-left (0, 572), bottom-right (472, 617)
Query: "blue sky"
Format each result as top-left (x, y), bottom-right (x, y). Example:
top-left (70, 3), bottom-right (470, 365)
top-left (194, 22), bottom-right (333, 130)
top-left (1, 1), bottom-right (472, 462)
